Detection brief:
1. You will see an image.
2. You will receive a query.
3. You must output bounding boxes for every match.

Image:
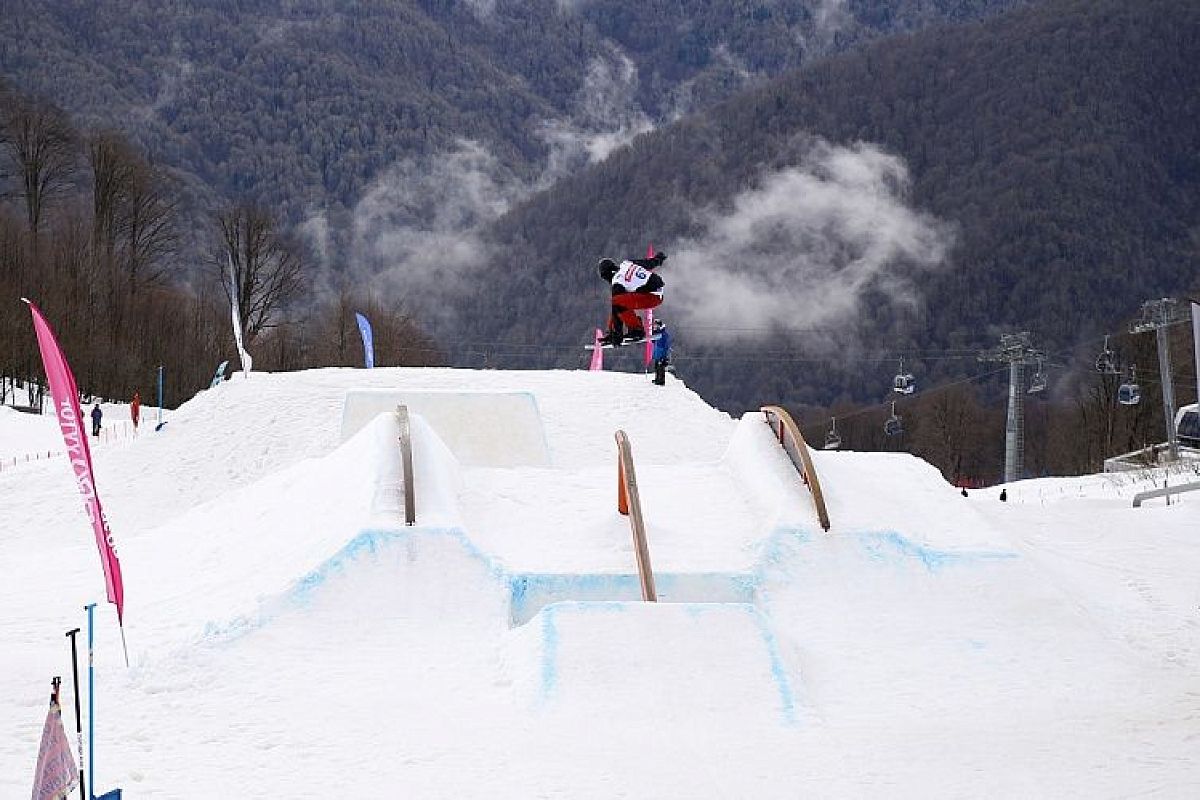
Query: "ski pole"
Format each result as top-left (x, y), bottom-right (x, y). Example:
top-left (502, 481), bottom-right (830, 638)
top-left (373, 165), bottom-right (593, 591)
top-left (66, 627), bottom-right (87, 800)
top-left (86, 602), bottom-right (96, 798)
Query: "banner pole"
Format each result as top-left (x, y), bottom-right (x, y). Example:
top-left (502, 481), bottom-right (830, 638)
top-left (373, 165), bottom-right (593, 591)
top-left (156, 366), bottom-right (163, 429)
top-left (118, 621), bottom-right (129, 668)
top-left (66, 628), bottom-right (86, 800)
top-left (86, 603), bottom-right (96, 799)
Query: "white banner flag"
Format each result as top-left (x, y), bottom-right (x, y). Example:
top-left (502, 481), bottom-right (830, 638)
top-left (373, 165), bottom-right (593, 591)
top-left (228, 256), bottom-right (253, 378)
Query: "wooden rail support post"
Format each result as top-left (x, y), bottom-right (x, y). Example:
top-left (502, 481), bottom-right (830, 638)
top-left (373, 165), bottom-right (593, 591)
top-left (615, 430), bottom-right (657, 601)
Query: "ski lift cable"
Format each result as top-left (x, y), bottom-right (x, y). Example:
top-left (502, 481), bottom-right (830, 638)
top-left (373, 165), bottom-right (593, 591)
top-left (1036, 359), bottom-right (1198, 394)
top-left (1035, 316), bottom-right (1194, 370)
top-left (798, 362), bottom-right (1014, 436)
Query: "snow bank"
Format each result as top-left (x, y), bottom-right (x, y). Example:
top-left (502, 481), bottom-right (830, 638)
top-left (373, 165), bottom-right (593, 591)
top-left (3, 366), bottom-right (1198, 797)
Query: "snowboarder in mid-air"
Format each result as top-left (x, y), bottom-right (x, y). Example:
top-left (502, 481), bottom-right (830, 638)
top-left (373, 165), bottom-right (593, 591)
top-left (597, 250), bottom-right (667, 347)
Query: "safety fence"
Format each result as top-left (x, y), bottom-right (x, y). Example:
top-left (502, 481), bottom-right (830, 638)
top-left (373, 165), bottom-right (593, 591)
top-left (0, 420), bottom-right (138, 474)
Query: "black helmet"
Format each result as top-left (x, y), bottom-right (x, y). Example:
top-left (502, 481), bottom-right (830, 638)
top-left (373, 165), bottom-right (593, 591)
top-left (597, 258), bottom-right (617, 279)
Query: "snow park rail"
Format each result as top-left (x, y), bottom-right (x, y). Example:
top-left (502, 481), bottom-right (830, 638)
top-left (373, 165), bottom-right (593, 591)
top-left (760, 406), bottom-right (831, 532)
top-left (397, 405), bottom-right (416, 525)
top-left (1132, 479), bottom-right (1200, 507)
top-left (615, 430), bottom-right (657, 601)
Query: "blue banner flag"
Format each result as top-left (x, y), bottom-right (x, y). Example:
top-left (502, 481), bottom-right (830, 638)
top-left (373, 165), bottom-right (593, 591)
top-left (354, 312), bottom-right (375, 369)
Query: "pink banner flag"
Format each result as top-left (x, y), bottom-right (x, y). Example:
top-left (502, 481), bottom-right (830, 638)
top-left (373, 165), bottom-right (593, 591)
top-left (644, 308), bottom-right (655, 367)
top-left (31, 691), bottom-right (78, 800)
top-left (644, 244), bottom-right (656, 367)
top-left (589, 328), bottom-right (604, 371)
top-left (24, 300), bottom-right (125, 622)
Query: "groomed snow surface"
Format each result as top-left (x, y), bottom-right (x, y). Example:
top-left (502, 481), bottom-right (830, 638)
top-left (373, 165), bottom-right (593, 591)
top-left (2, 367), bottom-right (1199, 797)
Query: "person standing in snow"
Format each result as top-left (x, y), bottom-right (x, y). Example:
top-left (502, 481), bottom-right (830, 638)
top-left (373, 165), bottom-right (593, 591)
top-left (91, 403), bottom-right (102, 437)
top-left (597, 251), bottom-right (667, 346)
top-left (651, 318), bottom-right (672, 386)
top-left (131, 391), bottom-right (141, 431)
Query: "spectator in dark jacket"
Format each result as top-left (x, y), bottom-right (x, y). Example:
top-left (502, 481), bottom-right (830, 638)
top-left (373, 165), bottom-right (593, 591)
top-left (91, 403), bottom-right (103, 437)
top-left (652, 319), bottom-right (672, 386)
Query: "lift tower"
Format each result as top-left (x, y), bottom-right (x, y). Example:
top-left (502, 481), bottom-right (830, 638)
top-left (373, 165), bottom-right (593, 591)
top-left (980, 332), bottom-right (1042, 483)
top-left (1131, 298), bottom-right (1189, 462)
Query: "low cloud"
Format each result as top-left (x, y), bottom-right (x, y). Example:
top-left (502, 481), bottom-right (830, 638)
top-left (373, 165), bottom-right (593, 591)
top-left (537, 52), bottom-right (654, 181)
top-left (298, 211), bottom-right (332, 269)
top-left (813, 0), bottom-right (851, 38)
top-left (350, 141), bottom-right (519, 325)
top-left (463, 0), bottom-right (497, 20)
top-left (667, 139), bottom-right (954, 342)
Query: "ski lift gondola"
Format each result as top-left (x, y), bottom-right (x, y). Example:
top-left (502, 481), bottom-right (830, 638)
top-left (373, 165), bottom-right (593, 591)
top-left (1027, 356), bottom-right (1047, 394)
top-left (1117, 365), bottom-right (1141, 406)
top-left (884, 402), bottom-right (904, 437)
top-left (824, 417), bottom-right (841, 450)
top-left (1094, 335), bottom-right (1119, 375)
top-left (893, 357), bottom-right (916, 395)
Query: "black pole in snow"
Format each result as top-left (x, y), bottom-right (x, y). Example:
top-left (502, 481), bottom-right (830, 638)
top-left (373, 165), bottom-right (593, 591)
top-left (66, 627), bottom-right (86, 800)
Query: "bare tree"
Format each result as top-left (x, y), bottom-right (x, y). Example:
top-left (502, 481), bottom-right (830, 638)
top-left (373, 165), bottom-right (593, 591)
top-left (912, 383), bottom-right (984, 483)
top-left (88, 130), bottom-right (135, 269)
top-left (122, 159), bottom-right (178, 293)
top-left (215, 203), bottom-right (303, 342)
top-left (0, 92), bottom-right (78, 245)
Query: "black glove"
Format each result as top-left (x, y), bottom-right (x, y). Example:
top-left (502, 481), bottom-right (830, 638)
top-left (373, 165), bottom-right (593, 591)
top-left (653, 252), bottom-right (667, 265)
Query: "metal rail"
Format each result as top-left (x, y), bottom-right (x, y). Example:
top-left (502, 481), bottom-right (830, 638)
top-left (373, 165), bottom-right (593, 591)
top-left (760, 405), bottom-right (831, 532)
top-left (1132, 480), bottom-right (1200, 508)
top-left (615, 430), bottom-right (657, 601)
top-left (397, 405), bottom-right (416, 525)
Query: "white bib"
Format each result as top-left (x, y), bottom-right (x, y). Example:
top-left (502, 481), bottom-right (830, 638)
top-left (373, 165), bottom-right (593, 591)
top-left (612, 260), bottom-right (651, 291)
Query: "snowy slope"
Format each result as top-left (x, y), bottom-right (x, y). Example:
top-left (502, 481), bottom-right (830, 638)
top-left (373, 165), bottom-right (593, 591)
top-left (2, 368), bottom-right (1198, 798)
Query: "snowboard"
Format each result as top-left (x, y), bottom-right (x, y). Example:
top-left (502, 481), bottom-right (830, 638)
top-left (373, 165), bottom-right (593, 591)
top-left (585, 333), bottom-right (662, 351)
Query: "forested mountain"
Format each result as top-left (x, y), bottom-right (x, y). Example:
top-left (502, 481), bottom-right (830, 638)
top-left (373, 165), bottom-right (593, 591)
top-left (0, 0), bottom-right (1028, 226)
top-left (0, 0), bottom-right (1034, 409)
top-left (473, 0), bottom-right (1200, 414)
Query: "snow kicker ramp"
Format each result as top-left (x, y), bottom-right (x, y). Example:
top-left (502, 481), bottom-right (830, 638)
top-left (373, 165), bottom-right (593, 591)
top-left (340, 389), bottom-right (550, 467)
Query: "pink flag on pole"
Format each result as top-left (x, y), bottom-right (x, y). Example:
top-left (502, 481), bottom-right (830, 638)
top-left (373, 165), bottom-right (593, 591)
top-left (24, 300), bottom-right (124, 622)
top-left (31, 691), bottom-right (78, 800)
top-left (590, 328), bottom-right (604, 371)
top-left (644, 243), bottom-right (656, 367)
top-left (644, 309), bottom-right (655, 367)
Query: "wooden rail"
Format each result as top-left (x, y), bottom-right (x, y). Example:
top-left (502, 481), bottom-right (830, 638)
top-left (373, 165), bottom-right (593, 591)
top-left (615, 430), bottom-right (657, 601)
top-left (1132, 480), bottom-right (1200, 507)
top-left (397, 405), bottom-right (416, 525)
top-left (760, 406), bottom-right (831, 532)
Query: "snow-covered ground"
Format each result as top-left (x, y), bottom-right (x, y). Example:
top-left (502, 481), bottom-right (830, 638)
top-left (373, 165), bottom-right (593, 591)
top-left (2, 368), bottom-right (1198, 797)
